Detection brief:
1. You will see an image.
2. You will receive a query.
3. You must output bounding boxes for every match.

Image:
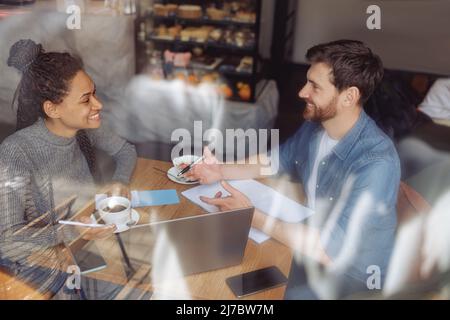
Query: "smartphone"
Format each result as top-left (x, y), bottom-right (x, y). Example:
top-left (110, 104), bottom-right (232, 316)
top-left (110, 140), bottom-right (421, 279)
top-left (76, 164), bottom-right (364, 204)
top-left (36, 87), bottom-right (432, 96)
top-left (72, 243), bottom-right (108, 275)
top-left (226, 266), bottom-right (288, 298)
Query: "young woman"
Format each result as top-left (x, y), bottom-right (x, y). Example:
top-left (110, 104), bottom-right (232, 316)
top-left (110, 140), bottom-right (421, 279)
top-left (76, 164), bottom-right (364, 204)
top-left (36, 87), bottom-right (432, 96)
top-left (0, 39), bottom-right (137, 299)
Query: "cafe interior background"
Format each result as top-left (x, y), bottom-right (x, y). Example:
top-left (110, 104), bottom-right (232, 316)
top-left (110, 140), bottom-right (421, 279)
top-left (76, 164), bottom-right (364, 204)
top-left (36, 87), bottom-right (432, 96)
top-left (0, 0), bottom-right (450, 300)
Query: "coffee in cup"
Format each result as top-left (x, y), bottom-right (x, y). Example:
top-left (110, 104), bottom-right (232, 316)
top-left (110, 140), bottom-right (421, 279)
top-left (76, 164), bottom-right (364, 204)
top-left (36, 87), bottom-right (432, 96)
top-left (98, 196), bottom-right (131, 227)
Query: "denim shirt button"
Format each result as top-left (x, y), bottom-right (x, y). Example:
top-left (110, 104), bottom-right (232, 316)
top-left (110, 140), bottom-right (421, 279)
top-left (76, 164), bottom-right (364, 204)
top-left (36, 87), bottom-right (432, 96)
top-left (329, 197), bottom-right (334, 201)
top-left (295, 160), bottom-right (299, 165)
top-left (316, 184), bottom-right (319, 189)
top-left (321, 161), bottom-right (326, 166)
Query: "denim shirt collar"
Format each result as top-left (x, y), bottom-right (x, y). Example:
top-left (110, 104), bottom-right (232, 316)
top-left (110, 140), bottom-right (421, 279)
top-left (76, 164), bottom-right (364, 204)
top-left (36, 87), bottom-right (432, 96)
top-left (333, 109), bottom-right (369, 161)
top-left (308, 109), bottom-right (369, 162)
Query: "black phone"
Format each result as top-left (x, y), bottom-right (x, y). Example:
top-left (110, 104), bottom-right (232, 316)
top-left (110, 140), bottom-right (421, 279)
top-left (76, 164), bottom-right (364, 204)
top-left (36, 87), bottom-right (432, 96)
top-left (226, 266), bottom-right (288, 298)
top-left (72, 243), bottom-right (108, 275)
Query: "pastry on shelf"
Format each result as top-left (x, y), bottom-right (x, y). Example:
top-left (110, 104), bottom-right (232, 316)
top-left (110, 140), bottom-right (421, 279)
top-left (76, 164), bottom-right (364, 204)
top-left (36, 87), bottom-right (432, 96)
top-left (206, 7), bottom-right (228, 21)
top-left (166, 4), bottom-right (178, 16)
top-left (197, 26), bottom-right (214, 42)
top-left (233, 11), bottom-right (256, 23)
top-left (230, 2), bottom-right (241, 13)
top-left (218, 83), bottom-right (234, 99)
top-left (236, 56), bottom-right (253, 73)
top-left (209, 28), bottom-right (223, 42)
top-left (201, 74), bottom-right (215, 84)
top-left (153, 3), bottom-right (178, 17)
top-left (238, 29), bottom-right (256, 48)
top-left (153, 4), bottom-right (167, 17)
top-left (180, 26), bottom-right (213, 43)
top-left (177, 5), bottom-right (203, 19)
top-left (180, 27), bottom-right (194, 41)
top-left (234, 31), bottom-right (245, 47)
top-left (223, 30), bottom-right (234, 46)
top-left (156, 24), bottom-right (167, 36)
top-left (155, 24), bottom-right (174, 40)
top-left (237, 82), bottom-right (251, 101)
top-left (192, 47), bottom-right (204, 57)
top-left (201, 72), bottom-right (220, 84)
top-left (174, 72), bottom-right (187, 82)
top-left (168, 25), bottom-right (182, 38)
top-left (187, 74), bottom-right (200, 85)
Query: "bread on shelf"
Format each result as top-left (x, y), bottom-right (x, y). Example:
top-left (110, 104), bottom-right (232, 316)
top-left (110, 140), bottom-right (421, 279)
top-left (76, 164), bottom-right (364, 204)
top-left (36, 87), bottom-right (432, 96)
top-left (153, 3), bottom-right (178, 17)
top-left (209, 28), bottom-right (223, 42)
top-left (177, 5), bottom-right (203, 19)
top-left (237, 82), bottom-right (251, 101)
top-left (233, 11), bottom-right (256, 23)
top-left (155, 24), bottom-right (172, 39)
top-left (166, 4), bottom-right (178, 15)
top-left (236, 56), bottom-right (253, 73)
top-left (206, 7), bottom-right (228, 21)
top-left (168, 25), bottom-right (182, 38)
top-left (218, 83), bottom-right (233, 98)
top-left (180, 26), bottom-right (213, 43)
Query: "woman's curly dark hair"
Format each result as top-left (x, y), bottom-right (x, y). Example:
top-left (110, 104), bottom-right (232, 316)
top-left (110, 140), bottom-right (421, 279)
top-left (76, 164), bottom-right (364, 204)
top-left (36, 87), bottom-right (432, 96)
top-left (364, 71), bottom-right (432, 140)
top-left (7, 39), bottom-right (98, 182)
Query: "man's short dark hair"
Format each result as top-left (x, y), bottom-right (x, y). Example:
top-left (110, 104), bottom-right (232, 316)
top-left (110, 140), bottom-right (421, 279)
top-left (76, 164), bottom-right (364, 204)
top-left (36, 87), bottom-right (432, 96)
top-left (306, 39), bottom-right (384, 105)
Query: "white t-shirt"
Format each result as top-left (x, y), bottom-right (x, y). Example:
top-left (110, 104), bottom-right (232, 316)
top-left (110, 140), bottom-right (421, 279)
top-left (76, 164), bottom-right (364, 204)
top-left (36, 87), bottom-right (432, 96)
top-left (306, 131), bottom-right (339, 210)
top-left (418, 78), bottom-right (450, 120)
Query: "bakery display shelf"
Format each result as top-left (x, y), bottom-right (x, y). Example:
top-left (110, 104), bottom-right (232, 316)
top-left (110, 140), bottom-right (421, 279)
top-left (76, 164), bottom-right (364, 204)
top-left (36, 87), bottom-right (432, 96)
top-left (147, 35), bottom-right (256, 54)
top-left (149, 13), bottom-right (257, 29)
top-left (168, 64), bottom-right (253, 79)
top-left (137, 0), bottom-right (262, 102)
top-left (218, 69), bottom-right (253, 78)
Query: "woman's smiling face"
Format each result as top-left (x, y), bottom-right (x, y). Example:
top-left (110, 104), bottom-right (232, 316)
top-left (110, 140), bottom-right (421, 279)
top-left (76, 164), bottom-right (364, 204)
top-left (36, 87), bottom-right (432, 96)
top-left (48, 70), bottom-right (103, 132)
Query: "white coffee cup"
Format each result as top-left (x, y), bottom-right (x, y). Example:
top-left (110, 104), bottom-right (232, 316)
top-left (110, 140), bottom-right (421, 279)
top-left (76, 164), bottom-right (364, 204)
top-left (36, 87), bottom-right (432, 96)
top-left (98, 196), bottom-right (131, 227)
top-left (172, 155), bottom-right (201, 181)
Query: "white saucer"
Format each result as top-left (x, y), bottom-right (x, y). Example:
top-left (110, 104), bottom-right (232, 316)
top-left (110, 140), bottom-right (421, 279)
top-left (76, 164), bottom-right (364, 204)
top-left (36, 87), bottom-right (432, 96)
top-left (114, 209), bottom-right (140, 233)
top-left (167, 167), bottom-right (199, 185)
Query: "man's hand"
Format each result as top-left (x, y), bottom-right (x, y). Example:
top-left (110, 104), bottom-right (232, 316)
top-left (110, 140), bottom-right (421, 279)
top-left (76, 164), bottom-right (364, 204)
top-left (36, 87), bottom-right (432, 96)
top-left (184, 147), bottom-right (223, 184)
top-left (77, 216), bottom-right (116, 240)
top-left (200, 180), bottom-right (252, 211)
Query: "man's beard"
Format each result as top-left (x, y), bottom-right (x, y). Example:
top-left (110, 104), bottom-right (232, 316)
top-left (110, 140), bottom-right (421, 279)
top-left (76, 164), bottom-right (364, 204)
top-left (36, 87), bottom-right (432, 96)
top-left (302, 97), bottom-right (338, 122)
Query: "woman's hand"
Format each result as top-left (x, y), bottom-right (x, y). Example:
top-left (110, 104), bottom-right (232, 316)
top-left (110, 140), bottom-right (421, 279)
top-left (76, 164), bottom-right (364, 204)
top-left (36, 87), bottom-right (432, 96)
top-left (102, 182), bottom-right (131, 199)
top-left (77, 216), bottom-right (116, 240)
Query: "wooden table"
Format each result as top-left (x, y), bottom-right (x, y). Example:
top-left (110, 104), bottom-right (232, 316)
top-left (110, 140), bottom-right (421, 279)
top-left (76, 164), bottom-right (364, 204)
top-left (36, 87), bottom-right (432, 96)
top-left (70, 158), bottom-right (305, 300)
top-left (0, 270), bottom-right (48, 300)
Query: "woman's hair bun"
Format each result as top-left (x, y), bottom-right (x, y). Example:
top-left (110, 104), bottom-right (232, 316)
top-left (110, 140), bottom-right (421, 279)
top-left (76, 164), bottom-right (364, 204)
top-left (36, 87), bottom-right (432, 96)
top-left (7, 39), bottom-right (43, 73)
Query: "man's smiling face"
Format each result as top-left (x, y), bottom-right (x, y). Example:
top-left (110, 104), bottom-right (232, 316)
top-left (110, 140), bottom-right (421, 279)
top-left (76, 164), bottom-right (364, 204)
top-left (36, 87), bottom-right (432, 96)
top-left (298, 62), bottom-right (341, 122)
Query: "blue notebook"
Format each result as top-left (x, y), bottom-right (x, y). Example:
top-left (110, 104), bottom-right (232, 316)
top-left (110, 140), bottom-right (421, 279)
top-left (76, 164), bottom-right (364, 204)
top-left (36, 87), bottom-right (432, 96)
top-left (130, 189), bottom-right (179, 208)
top-left (96, 190), bottom-right (179, 209)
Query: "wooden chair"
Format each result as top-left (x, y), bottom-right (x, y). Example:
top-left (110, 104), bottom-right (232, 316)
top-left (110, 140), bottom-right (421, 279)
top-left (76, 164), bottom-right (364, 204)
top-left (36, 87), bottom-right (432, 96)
top-left (396, 181), bottom-right (431, 226)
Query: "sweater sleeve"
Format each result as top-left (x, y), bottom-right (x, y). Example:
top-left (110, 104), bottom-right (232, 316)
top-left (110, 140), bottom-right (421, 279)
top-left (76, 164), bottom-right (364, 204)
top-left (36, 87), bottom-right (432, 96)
top-left (0, 140), bottom-right (66, 264)
top-left (87, 124), bottom-right (137, 184)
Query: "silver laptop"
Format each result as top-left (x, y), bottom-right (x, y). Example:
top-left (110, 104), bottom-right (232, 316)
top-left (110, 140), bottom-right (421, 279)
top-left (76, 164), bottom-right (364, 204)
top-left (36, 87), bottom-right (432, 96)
top-left (150, 207), bottom-right (254, 277)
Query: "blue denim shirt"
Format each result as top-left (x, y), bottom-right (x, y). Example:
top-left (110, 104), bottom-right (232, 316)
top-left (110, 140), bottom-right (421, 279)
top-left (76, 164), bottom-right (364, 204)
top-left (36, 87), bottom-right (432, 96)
top-left (278, 110), bottom-right (400, 287)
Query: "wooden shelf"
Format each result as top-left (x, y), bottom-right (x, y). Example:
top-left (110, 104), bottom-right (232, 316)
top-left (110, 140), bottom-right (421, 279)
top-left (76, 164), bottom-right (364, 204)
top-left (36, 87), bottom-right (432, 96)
top-left (147, 36), bottom-right (256, 55)
top-left (149, 13), bottom-right (257, 29)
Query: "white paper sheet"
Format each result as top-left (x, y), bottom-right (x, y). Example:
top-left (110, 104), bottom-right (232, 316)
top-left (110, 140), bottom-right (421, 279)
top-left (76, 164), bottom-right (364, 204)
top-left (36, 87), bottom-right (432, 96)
top-left (181, 179), bottom-right (314, 243)
top-left (248, 228), bottom-right (271, 244)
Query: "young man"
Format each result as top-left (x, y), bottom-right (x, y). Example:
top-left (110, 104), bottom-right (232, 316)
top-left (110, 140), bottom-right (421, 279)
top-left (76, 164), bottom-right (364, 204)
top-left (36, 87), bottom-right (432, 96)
top-left (187, 40), bottom-right (400, 298)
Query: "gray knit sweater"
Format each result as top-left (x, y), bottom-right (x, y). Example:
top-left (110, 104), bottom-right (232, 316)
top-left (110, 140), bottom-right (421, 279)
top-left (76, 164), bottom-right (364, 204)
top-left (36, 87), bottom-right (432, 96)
top-left (0, 118), bottom-right (137, 296)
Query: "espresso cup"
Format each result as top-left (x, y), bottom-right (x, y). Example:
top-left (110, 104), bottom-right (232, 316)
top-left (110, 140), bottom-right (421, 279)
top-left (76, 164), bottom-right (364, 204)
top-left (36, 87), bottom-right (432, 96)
top-left (98, 196), bottom-right (131, 227)
top-left (172, 155), bottom-right (201, 181)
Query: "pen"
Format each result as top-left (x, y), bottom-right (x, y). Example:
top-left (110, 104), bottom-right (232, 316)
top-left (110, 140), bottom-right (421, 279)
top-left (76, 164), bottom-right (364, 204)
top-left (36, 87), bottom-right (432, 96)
top-left (58, 220), bottom-right (107, 228)
top-left (177, 156), bottom-right (204, 177)
top-left (153, 167), bottom-right (179, 179)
